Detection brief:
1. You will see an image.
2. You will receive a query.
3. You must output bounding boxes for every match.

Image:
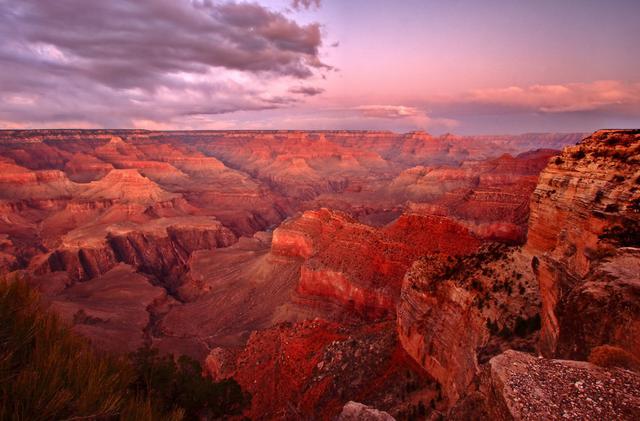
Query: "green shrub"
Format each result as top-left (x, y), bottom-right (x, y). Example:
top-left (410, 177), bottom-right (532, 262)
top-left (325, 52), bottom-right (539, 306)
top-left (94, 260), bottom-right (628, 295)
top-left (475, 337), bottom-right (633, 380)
top-left (0, 278), bottom-right (247, 420)
top-left (599, 218), bottom-right (640, 247)
top-left (0, 279), bottom-right (140, 420)
top-left (130, 346), bottom-right (249, 420)
top-left (571, 149), bottom-right (586, 159)
top-left (513, 314), bottom-right (541, 337)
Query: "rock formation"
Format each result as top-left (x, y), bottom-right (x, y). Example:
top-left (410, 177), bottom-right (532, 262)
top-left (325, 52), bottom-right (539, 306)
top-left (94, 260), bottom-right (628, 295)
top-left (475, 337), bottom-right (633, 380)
top-left (526, 129), bottom-right (640, 360)
top-left (218, 319), bottom-right (434, 420)
top-left (450, 350), bottom-right (640, 421)
top-left (274, 208), bottom-right (483, 319)
top-left (397, 244), bottom-right (541, 405)
top-left (337, 401), bottom-right (396, 421)
top-left (392, 130), bottom-right (640, 416)
top-left (7, 129), bottom-right (628, 420)
top-left (48, 263), bottom-right (169, 353)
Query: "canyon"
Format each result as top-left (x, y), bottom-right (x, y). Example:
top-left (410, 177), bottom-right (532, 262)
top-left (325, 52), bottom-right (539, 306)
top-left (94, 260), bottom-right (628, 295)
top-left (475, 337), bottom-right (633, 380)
top-left (1, 129), bottom-right (638, 420)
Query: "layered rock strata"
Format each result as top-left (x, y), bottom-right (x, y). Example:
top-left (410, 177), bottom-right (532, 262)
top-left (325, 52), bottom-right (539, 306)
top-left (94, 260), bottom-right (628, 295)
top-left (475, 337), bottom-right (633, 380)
top-left (526, 129), bottom-right (640, 359)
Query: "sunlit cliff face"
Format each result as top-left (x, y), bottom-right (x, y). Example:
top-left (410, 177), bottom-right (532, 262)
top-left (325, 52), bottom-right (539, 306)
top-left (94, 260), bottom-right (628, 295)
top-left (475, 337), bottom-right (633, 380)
top-left (0, 0), bottom-right (639, 133)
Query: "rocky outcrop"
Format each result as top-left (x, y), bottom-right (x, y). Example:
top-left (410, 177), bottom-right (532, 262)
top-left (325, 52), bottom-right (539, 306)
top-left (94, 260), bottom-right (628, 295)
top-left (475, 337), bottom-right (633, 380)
top-left (297, 266), bottom-right (396, 319)
top-left (273, 209), bottom-right (483, 319)
top-left (154, 235), bottom-right (301, 357)
top-left (451, 350), bottom-right (640, 421)
top-left (555, 249), bottom-right (640, 361)
top-left (226, 319), bottom-right (433, 420)
top-left (305, 148), bottom-right (558, 242)
top-left (64, 153), bottom-right (114, 182)
top-left (396, 130), bottom-right (640, 414)
top-left (337, 401), bottom-right (396, 421)
top-left (398, 259), bottom-right (488, 405)
top-left (48, 264), bottom-right (169, 353)
top-left (35, 217), bottom-right (236, 290)
top-left (397, 245), bottom-right (541, 405)
top-left (79, 169), bottom-right (178, 204)
top-left (0, 159), bottom-right (76, 200)
top-left (204, 347), bottom-right (237, 381)
top-left (0, 129), bottom-right (574, 281)
top-left (526, 129), bottom-right (640, 359)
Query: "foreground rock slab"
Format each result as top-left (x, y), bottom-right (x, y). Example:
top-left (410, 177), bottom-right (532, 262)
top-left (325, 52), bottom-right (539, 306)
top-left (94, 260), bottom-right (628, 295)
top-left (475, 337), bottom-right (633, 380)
top-left (458, 350), bottom-right (640, 421)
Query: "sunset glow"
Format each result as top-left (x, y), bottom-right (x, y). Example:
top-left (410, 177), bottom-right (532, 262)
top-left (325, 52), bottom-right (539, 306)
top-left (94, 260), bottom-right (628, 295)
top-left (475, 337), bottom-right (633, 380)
top-left (1, 0), bottom-right (638, 133)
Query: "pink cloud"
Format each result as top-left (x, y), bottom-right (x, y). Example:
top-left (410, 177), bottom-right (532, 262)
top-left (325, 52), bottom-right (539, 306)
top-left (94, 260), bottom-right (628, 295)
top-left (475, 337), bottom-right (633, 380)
top-left (465, 80), bottom-right (640, 113)
top-left (353, 105), bottom-right (458, 131)
top-left (356, 105), bottom-right (421, 119)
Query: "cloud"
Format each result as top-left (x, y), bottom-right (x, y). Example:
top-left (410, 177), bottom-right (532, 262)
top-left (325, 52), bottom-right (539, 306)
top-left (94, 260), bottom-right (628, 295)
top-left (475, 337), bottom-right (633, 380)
top-left (353, 105), bottom-right (458, 130)
top-left (356, 105), bottom-right (422, 119)
top-left (463, 80), bottom-right (640, 113)
top-left (288, 86), bottom-right (325, 96)
top-left (0, 0), bottom-right (331, 127)
top-left (291, 0), bottom-right (321, 11)
top-left (2, 0), bottom-right (329, 85)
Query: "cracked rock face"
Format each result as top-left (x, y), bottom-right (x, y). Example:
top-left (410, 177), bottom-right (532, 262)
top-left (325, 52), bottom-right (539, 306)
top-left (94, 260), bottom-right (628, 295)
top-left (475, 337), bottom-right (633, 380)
top-left (525, 130), bottom-right (640, 359)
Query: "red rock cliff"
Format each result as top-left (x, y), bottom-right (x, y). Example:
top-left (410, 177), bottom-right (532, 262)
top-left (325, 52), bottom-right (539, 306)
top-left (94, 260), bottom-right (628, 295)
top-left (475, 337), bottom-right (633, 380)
top-left (525, 129), bottom-right (640, 360)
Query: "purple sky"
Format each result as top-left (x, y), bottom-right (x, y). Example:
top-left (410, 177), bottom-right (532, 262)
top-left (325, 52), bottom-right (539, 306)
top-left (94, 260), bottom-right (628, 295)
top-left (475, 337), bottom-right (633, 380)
top-left (0, 0), bottom-right (639, 133)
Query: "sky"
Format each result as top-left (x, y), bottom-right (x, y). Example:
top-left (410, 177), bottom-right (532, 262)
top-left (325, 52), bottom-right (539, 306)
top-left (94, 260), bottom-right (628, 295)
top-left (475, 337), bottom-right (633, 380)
top-left (0, 0), bottom-right (639, 134)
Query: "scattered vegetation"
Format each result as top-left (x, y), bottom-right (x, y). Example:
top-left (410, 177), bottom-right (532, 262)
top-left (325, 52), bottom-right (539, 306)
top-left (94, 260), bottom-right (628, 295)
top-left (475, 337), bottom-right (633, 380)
top-left (531, 256), bottom-right (540, 272)
top-left (594, 190), bottom-right (604, 203)
top-left (406, 400), bottom-right (427, 420)
top-left (588, 345), bottom-right (640, 372)
top-left (513, 314), bottom-right (541, 337)
top-left (486, 319), bottom-right (499, 335)
top-left (571, 149), bottom-right (586, 160)
top-left (604, 134), bottom-right (623, 146)
top-left (599, 218), bottom-right (640, 247)
top-left (130, 347), bottom-right (249, 421)
top-left (486, 314), bottom-right (540, 339)
top-left (0, 278), bottom-right (249, 420)
top-left (417, 243), bottom-right (512, 288)
top-left (604, 203), bottom-right (619, 213)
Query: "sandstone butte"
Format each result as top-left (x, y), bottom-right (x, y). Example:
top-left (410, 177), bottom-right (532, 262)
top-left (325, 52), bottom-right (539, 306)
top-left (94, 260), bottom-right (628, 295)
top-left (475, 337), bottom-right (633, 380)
top-left (1, 129), bottom-right (639, 420)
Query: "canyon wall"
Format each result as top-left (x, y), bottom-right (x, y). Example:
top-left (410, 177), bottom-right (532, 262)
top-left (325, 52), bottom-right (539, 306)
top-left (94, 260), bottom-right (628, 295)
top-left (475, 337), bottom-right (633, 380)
top-left (397, 245), bottom-right (541, 405)
top-left (395, 129), bottom-right (640, 419)
top-left (526, 129), bottom-right (640, 360)
top-left (1, 129), bottom-right (602, 419)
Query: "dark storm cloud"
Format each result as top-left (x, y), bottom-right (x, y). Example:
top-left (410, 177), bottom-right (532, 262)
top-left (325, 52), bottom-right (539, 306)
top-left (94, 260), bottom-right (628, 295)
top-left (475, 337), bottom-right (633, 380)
top-left (288, 86), bottom-right (325, 96)
top-left (0, 0), bottom-right (330, 127)
top-left (4, 0), bottom-right (328, 85)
